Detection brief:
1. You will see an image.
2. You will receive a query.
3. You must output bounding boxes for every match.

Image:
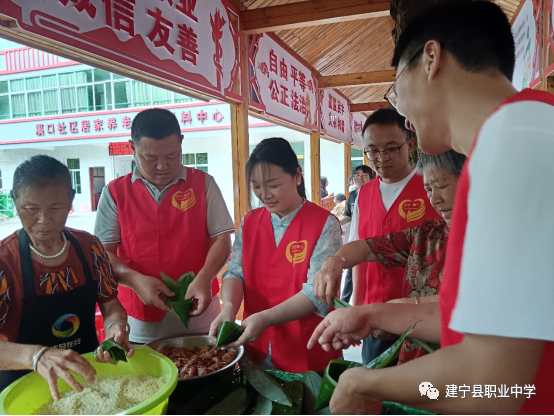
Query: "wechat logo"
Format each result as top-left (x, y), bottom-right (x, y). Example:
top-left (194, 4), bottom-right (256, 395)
top-left (419, 382), bottom-right (439, 400)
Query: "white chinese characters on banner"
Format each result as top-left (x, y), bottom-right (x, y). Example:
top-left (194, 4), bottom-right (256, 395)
top-left (8, 0), bottom-right (238, 99)
top-left (249, 34), bottom-right (318, 131)
top-left (511, 0), bottom-right (542, 90)
top-left (351, 112), bottom-right (367, 148)
top-left (320, 90), bottom-right (350, 143)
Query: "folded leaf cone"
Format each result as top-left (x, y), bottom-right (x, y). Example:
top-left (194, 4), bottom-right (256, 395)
top-left (161, 271), bottom-right (195, 328)
top-left (332, 297), bottom-right (350, 309)
top-left (315, 325), bottom-right (416, 410)
top-left (95, 338), bottom-right (127, 364)
top-left (215, 321), bottom-right (244, 348)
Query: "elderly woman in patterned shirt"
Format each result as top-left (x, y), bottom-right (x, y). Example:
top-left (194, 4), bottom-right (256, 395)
top-left (313, 150), bottom-right (466, 364)
top-left (0, 155), bottom-right (132, 399)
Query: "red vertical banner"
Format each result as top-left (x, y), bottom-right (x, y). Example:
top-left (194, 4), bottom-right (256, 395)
top-left (0, 0), bottom-right (240, 100)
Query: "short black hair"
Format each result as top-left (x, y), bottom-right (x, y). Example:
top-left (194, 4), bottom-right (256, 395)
top-left (392, 0), bottom-right (515, 81)
top-left (362, 108), bottom-right (409, 139)
top-left (334, 193), bottom-right (346, 203)
top-left (131, 108), bottom-right (182, 144)
top-left (11, 155), bottom-right (75, 202)
top-left (354, 164), bottom-right (376, 180)
top-left (416, 150), bottom-right (466, 176)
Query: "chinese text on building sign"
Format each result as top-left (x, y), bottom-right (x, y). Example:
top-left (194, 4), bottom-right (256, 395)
top-left (2, 0), bottom-right (240, 100)
top-left (320, 90), bottom-right (350, 142)
top-left (511, 0), bottom-right (542, 90)
top-left (351, 111), bottom-right (367, 148)
top-left (249, 33), bottom-right (318, 131)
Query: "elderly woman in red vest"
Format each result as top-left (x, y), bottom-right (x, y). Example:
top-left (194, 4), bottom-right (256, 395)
top-left (0, 155), bottom-right (131, 400)
top-left (209, 138), bottom-right (342, 373)
top-left (312, 150), bottom-right (466, 364)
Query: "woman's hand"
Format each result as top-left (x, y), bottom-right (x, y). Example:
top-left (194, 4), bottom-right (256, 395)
top-left (313, 257), bottom-right (345, 305)
top-left (132, 273), bottom-right (175, 312)
top-left (35, 347), bottom-right (96, 401)
top-left (224, 312), bottom-right (271, 348)
top-left (208, 308), bottom-right (237, 345)
top-left (95, 322), bottom-right (134, 365)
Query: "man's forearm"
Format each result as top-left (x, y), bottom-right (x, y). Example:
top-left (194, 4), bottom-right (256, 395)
top-left (105, 248), bottom-right (140, 289)
top-left (369, 303), bottom-right (441, 344)
top-left (348, 335), bottom-right (543, 414)
top-left (197, 232), bottom-right (232, 286)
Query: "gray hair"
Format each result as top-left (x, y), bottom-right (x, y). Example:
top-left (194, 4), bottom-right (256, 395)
top-left (416, 150), bottom-right (467, 177)
top-left (11, 155), bottom-right (75, 202)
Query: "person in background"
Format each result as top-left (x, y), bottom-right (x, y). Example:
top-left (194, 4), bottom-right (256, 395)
top-left (320, 176), bottom-right (329, 198)
top-left (340, 165), bottom-right (374, 303)
top-left (209, 138), bottom-right (342, 373)
top-left (313, 150), bottom-right (466, 365)
top-left (347, 175), bottom-right (357, 193)
top-left (0, 156), bottom-right (131, 400)
top-left (331, 193), bottom-right (347, 220)
top-left (349, 109), bottom-right (441, 365)
top-left (309, 1), bottom-right (554, 413)
top-left (94, 108), bottom-right (235, 344)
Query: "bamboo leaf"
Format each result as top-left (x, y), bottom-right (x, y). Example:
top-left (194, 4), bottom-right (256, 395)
top-left (364, 324), bottom-right (415, 369)
top-left (406, 337), bottom-right (435, 354)
top-left (333, 297), bottom-right (351, 309)
top-left (239, 354), bottom-right (293, 406)
top-left (95, 338), bottom-right (127, 364)
top-left (303, 371), bottom-right (325, 415)
top-left (160, 271), bottom-right (195, 328)
top-left (215, 321), bottom-right (244, 348)
top-left (253, 392), bottom-right (273, 415)
top-left (272, 381), bottom-right (303, 415)
top-left (205, 387), bottom-right (249, 415)
top-left (315, 360), bottom-right (362, 411)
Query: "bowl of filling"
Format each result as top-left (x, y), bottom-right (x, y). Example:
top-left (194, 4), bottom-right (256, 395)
top-left (0, 345), bottom-right (178, 415)
top-left (147, 334), bottom-right (243, 385)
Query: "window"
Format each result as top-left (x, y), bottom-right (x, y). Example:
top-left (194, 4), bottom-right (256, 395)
top-left (152, 86), bottom-right (171, 105)
top-left (132, 81), bottom-right (151, 107)
top-left (114, 81), bottom-right (131, 109)
top-left (0, 96), bottom-right (10, 121)
top-left (183, 153), bottom-right (208, 173)
top-left (67, 158), bottom-right (81, 194)
top-left (351, 148), bottom-right (364, 176)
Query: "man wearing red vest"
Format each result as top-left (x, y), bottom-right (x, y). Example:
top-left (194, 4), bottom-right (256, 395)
top-left (308, 1), bottom-right (554, 413)
top-left (349, 109), bottom-right (440, 364)
top-left (95, 108), bottom-right (234, 344)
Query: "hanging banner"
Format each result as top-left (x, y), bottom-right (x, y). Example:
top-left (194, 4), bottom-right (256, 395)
top-left (511, 0), bottom-right (542, 90)
top-left (249, 33), bottom-right (318, 131)
top-left (351, 112), bottom-right (367, 148)
top-left (546, 0), bottom-right (554, 76)
top-left (0, 0), bottom-right (240, 101)
top-left (320, 89), bottom-right (350, 143)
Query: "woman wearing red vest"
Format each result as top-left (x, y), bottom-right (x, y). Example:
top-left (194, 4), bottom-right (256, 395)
top-left (209, 138), bottom-right (342, 373)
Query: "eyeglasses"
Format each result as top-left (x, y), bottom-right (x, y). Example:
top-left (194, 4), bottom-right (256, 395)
top-left (364, 138), bottom-right (410, 162)
top-left (384, 47), bottom-right (424, 109)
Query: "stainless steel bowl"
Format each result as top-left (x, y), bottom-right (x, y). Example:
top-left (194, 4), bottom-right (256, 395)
top-left (147, 333), bottom-right (244, 382)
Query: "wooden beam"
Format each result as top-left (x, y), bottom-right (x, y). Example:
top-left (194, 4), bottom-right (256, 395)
top-left (350, 102), bottom-right (392, 112)
top-left (241, 0), bottom-right (391, 34)
top-left (230, 33), bottom-right (251, 229)
top-left (310, 132), bottom-right (322, 205)
top-left (344, 144), bottom-right (352, 199)
top-left (318, 70), bottom-right (396, 89)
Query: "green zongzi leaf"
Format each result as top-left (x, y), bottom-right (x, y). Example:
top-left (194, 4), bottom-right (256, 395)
top-left (406, 337), bottom-right (435, 354)
top-left (95, 338), bottom-right (127, 364)
top-left (161, 271), bottom-right (195, 328)
top-left (272, 381), bottom-right (303, 415)
top-left (239, 354), bottom-right (292, 406)
top-left (205, 387), bottom-right (250, 415)
top-left (333, 297), bottom-right (350, 309)
top-left (215, 321), bottom-right (244, 348)
top-left (364, 324), bottom-right (415, 369)
top-left (315, 360), bottom-right (362, 411)
top-left (253, 392), bottom-right (273, 415)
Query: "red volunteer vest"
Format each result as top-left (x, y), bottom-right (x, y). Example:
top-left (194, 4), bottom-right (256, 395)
top-left (440, 89), bottom-right (554, 414)
top-left (242, 202), bottom-right (341, 373)
top-left (110, 167), bottom-right (219, 322)
top-left (357, 174), bottom-right (441, 304)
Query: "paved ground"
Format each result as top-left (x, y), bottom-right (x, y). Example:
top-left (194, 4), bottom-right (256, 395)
top-left (0, 212), bottom-right (97, 239)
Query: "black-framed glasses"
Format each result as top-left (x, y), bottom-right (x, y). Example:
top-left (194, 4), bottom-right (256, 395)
top-left (384, 47), bottom-right (424, 109)
top-left (364, 138), bottom-right (410, 162)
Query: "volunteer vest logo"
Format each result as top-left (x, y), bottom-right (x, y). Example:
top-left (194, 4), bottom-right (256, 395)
top-left (398, 199), bottom-right (426, 223)
top-left (172, 189), bottom-right (196, 212)
top-left (52, 314), bottom-right (80, 338)
top-left (286, 240), bottom-right (308, 267)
